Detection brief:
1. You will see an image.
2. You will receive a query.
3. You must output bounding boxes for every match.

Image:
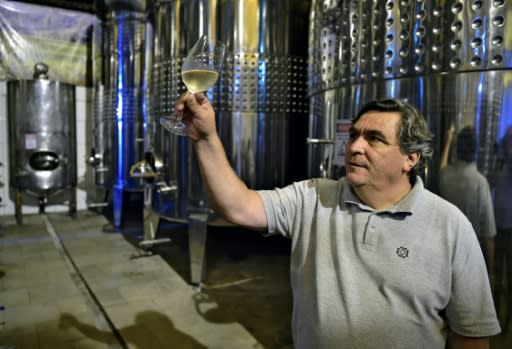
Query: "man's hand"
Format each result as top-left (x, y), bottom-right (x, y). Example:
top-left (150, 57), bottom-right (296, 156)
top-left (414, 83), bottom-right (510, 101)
top-left (176, 92), bottom-right (216, 141)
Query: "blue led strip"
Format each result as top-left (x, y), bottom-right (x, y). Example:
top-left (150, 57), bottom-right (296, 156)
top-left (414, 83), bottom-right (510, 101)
top-left (116, 17), bottom-right (125, 189)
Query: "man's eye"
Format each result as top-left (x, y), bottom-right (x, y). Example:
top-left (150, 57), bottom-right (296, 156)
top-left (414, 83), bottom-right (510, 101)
top-left (367, 135), bottom-right (380, 142)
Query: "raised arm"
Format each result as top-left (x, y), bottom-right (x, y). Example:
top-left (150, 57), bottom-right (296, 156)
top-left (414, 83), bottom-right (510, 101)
top-left (177, 92), bottom-right (268, 230)
top-left (448, 330), bottom-right (489, 349)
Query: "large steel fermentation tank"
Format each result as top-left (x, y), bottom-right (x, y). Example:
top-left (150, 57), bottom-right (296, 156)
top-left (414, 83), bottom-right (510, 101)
top-left (308, 0), bottom-right (512, 190)
top-left (139, 0), bottom-right (311, 284)
top-left (92, 6), bottom-right (149, 228)
top-left (7, 64), bottom-right (77, 224)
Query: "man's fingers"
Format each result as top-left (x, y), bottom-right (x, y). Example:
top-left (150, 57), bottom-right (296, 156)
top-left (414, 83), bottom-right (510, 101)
top-left (193, 92), bottom-right (207, 105)
top-left (176, 92), bottom-right (191, 113)
top-left (176, 92), bottom-right (210, 117)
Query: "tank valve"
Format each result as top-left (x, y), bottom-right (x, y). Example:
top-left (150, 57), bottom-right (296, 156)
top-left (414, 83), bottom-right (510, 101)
top-left (129, 151), bottom-right (165, 180)
top-left (88, 148), bottom-right (103, 167)
top-left (156, 181), bottom-right (178, 194)
top-left (130, 159), bottom-right (156, 179)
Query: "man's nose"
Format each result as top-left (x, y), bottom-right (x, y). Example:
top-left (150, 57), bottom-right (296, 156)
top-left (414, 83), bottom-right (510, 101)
top-left (347, 136), bottom-right (367, 153)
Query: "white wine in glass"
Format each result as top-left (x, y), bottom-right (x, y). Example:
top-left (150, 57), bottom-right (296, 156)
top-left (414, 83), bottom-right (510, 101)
top-left (160, 35), bottom-right (226, 135)
top-left (181, 70), bottom-right (219, 93)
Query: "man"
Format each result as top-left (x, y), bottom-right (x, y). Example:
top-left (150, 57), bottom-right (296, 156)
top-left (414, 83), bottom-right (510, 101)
top-left (439, 126), bottom-right (496, 285)
top-left (176, 94), bottom-right (500, 348)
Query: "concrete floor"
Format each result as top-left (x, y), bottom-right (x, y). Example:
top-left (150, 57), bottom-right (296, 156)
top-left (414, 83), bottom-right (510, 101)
top-left (0, 210), bottom-right (293, 349)
top-left (1, 208), bottom-right (512, 348)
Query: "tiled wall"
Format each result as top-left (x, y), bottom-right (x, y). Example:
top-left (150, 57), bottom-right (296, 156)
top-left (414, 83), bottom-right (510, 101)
top-left (0, 81), bottom-right (96, 217)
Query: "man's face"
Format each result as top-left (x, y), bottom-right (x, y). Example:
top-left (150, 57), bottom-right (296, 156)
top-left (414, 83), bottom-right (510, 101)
top-left (345, 111), bottom-right (414, 190)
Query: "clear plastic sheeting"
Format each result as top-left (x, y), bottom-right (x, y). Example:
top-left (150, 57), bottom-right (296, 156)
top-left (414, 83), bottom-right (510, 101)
top-left (0, 0), bottom-right (99, 85)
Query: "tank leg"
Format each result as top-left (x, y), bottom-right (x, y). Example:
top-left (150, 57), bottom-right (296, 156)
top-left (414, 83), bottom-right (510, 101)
top-left (188, 212), bottom-right (208, 286)
top-left (38, 197), bottom-right (46, 214)
top-left (15, 189), bottom-right (22, 225)
top-left (69, 186), bottom-right (77, 216)
top-left (141, 183), bottom-right (166, 243)
top-left (135, 184), bottom-right (170, 253)
top-left (98, 188), bottom-right (109, 213)
top-left (142, 206), bottom-right (161, 242)
top-left (113, 186), bottom-right (124, 229)
top-left (112, 187), bottom-right (124, 229)
top-left (143, 184), bottom-right (158, 241)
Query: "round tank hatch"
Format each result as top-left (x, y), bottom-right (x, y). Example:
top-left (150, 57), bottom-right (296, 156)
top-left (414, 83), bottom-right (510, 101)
top-left (29, 151), bottom-right (60, 171)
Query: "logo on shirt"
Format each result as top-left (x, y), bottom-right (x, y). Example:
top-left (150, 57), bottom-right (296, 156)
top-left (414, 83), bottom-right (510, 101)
top-left (396, 246), bottom-right (409, 258)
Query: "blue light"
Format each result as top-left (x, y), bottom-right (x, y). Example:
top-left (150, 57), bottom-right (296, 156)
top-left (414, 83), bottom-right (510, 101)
top-left (259, 60), bottom-right (267, 109)
top-left (116, 17), bottom-right (125, 189)
top-left (417, 77), bottom-right (425, 110)
top-left (499, 87), bottom-right (512, 140)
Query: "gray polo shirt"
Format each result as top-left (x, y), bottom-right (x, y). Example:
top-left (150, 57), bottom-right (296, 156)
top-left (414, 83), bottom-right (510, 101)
top-left (257, 177), bottom-right (500, 349)
top-left (439, 161), bottom-right (496, 238)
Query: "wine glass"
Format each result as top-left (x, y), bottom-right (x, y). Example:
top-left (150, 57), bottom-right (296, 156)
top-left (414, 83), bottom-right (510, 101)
top-left (160, 35), bottom-right (226, 135)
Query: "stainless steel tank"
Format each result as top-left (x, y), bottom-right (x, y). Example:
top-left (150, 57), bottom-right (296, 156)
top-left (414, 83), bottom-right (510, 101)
top-left (93, 8), bottom-right (149, 228)
top-left (217, 0), bottom-right (310, 189)
top-left (138, 0), bottom-right (311, 284)
top-left (7, 63), bottom-right (77, 224)
top-left (145, 0), bottom-right (221, 223)
top-left (307, 0), bottom-right (512, 191)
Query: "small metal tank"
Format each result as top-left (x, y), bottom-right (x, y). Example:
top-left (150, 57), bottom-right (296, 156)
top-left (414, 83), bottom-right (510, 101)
top-left (7, 63), bottom-right (77, 224)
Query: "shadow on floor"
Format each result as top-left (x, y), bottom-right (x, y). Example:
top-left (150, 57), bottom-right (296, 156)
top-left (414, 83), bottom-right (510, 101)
top-left (108, 202), bottom-right (294, 349)
top-left (60, 310), bottom-right (209, 348)
top-left (190, 226), bottom-right (293, 349)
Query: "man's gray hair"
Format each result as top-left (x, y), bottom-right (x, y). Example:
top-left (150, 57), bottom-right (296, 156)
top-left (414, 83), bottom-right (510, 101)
top-left (354, 98), bottom-right (434, 181)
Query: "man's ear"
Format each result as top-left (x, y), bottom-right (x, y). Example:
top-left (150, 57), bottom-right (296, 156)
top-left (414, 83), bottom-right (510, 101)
top-left (404, 152), bottom-right (420, 172)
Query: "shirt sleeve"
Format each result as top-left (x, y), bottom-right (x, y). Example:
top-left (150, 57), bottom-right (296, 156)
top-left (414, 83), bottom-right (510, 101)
top-left (445, 215), bottom-right (501, 337)
top-left (256, 182), bottom-right (305, 239)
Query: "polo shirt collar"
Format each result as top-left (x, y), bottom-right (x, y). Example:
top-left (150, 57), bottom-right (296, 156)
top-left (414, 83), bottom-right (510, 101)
top-left (342, 176), bottom-right (425, 214)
